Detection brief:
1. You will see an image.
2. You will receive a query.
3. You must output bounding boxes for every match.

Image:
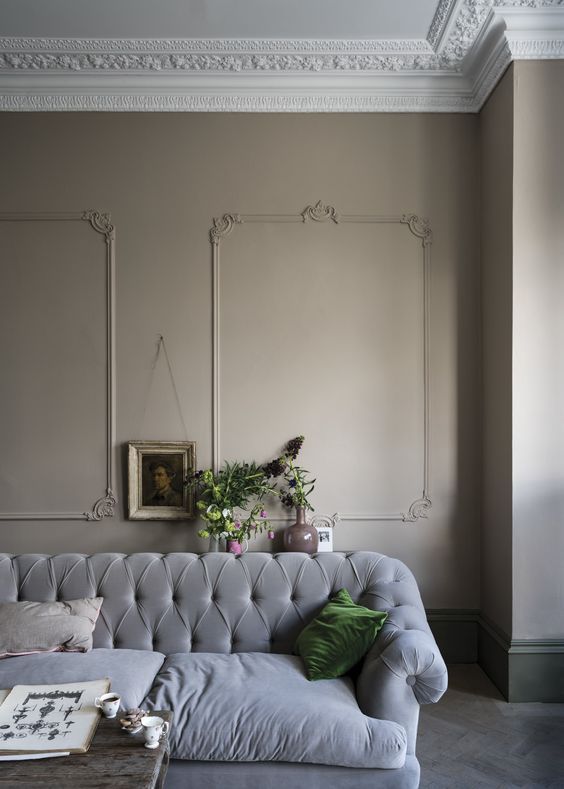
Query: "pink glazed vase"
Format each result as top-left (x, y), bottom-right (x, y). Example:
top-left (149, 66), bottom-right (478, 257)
top-left (282, 507), bottom-right (319, 554)
top-left (226, 540), bottom-right (248, 555)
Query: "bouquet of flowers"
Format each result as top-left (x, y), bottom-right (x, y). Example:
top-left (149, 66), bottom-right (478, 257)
top-left (189, 462), bottom-right (275, 544)
top-left (263, 435), bottom-right (316, 512)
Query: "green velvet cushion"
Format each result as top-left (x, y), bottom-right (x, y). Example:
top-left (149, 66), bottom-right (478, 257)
top-left (295, 588), bottom-right (388, 681)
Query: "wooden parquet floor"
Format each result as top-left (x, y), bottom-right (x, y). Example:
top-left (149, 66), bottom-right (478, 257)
top-left (418, 665), bottom-right (564, 788)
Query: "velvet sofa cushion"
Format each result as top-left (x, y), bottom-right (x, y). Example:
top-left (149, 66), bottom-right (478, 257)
top-left (145, 652), bottom-right (407, 769)
top-left (0, 648), bottom-right (165, 710)
top-left (295, 588), bottom-right (388, 680)
top-left (0, 598), bottom-right (103, 657)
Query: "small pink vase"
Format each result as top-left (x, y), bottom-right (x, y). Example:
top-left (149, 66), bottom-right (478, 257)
top-left (283, 507), bottom-right (318, 554)
top-left (227, 540), bottom-right (242, 555)
top-left (227, 539), bottom-right (248, 555)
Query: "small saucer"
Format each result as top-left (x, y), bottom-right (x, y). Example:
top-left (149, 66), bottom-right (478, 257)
top-left (122, 724), bottom-right (142, 734)
top-left (144, 741), bottom-right (160, 749)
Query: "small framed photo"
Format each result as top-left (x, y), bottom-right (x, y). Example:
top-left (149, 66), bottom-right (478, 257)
top-left (128, 441), bottom-right (196, 520)
top-left (315, 525), bottom-right (334, 552)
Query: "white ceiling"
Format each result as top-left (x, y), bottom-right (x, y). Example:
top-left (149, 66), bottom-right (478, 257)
top-left (0, 0), bottom-right (562, 112)
top-left (0, 0), bottom-right (439, 40)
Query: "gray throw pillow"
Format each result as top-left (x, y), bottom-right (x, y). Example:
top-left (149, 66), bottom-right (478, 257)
top-left (0, 598), bottom-right (103, 657)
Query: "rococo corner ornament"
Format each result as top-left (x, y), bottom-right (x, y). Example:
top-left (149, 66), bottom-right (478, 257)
top-left (402, 497), bottom-right (432, 523)
top-left (210, 214), bottom-right (242, 245)
top-left (85, 489), bottom-right (118, 521)
top-left (82, 209), bottom-right (115, 241)
top-left (301, 201), bottom-right (340, 224)
top-left (401, 214), bottom-right (433, 245)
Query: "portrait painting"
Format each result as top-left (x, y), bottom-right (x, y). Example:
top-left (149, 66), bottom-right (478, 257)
top-left (128, 441), bottom-right (196, 520)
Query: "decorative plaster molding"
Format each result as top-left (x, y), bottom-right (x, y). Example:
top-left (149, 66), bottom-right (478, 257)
top-left (0, 50), bottom-right (441, 74)
top-left (85, 489), bottom-right (118, 521)
top-left (83, 209), bottom-right (115, 241)
top-left (210, 203), bottom-right (432, 523)
top-left (402, 496), bottom-right (433, 522)
top-left (210, 214), bottom-right (242, 245)
top-left (469, 5), bottom-right (564, 109)
top-left (0, 37), bottom-right (433, 55)
top-left (428, 0), bottom-right (460, 49)
top-left (310, 513), bottom-right (341, 530)
top-left (0, 93), bottom-right (478, 113)
top-left (0, 4), bottom-right (559, 77)
top-left (471, 36), bottom-right (513, 110)
top-left (438, 0), bottom-right (562, 67)
top-left (509, 37), bottom-right (564, 55)
top-left (0, 211), bottom-right (117, 521)
top-left (401, 213), bottom-right (433, 245)
top-left (0, 2), bottom-right (561, 112)
top-left (301, 201), bottom-right (340, 224)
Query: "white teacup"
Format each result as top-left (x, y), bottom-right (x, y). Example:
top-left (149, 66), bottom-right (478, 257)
top-left (95, 692), bottom-right (121, 719)
top-left (141, 715), bottom-right (169, 749)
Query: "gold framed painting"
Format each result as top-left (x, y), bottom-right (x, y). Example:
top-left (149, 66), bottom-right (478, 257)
top-left (128, 440), bottom-right (196, 520)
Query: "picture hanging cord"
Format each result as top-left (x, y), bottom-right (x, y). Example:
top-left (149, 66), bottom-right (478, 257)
top-left (139, 334), bottom-right (190, 440)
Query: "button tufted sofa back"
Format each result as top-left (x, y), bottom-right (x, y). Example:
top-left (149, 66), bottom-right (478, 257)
top-left (0, 552), bottom-right (426, 655)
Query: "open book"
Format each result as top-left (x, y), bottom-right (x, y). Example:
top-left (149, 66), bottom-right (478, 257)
top-left (0, 678), bottom-right (110, 755)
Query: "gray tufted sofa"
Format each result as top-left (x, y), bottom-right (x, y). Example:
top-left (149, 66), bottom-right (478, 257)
top-left (0, 552), bottom-right (447, 788)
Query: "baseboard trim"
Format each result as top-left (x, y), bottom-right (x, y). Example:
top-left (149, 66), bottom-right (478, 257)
top-left (509, 639), bottom-right (564, 654)
top-left (427, 609), bottom-right (564, 702)
top-left (426, 609), bottom-right (480, 664)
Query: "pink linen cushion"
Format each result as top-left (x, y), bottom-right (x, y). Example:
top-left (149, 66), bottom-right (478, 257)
top-left (0, 598), bottom-right (103, 658)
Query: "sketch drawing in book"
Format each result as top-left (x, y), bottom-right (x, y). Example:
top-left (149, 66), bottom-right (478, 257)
top-left (0, 679), bottom-right (110, 754)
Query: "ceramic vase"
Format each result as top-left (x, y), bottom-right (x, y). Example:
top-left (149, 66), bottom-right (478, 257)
top-left (283, 506), bottom-right (318, 554)
top-left (226, 539), bottom-right (242, 555)
top-left (226, 539), bottom-right (248, 555)
top-left (208, 536), bottom-right (221, 552)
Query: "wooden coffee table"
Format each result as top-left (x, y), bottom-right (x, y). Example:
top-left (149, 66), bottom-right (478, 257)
top-left (0, 710), bottom-right (172, 788)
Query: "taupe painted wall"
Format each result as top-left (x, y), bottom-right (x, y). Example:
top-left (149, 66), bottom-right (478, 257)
top-left (480, 61), bottom-right (564, 644)
top-left (480, 66), bottom-right (514, 639)
top-left (512, 61), bottom-right (564, 640)
top-left (0, 113), bottom-right (480, 609)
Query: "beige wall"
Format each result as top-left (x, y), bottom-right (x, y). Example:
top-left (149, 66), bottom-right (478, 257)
top-left (480, 61), bottom-right (564, 642)
top-left (512, 61), bottom-right (564, 639)
top-left (480, 66), bottom-right (514, 638)
top-left (0, 113), bottom-right (480, 609)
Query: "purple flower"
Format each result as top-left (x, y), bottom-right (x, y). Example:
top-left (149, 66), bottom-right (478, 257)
top-left (263, 458), bottom-right (285, 478)
top-left (260, 509), bottom-right (267, 518)
top-left (285, 436), bottom-right (304, 460)
top-left (289, 479), bottom-right (297, 488)
top-left (234, 521), bottom-right (241, 530)
top-left (267, 530), bottom-right (275, 540)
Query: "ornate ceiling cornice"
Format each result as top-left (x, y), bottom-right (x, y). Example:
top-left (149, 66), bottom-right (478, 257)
top-left (0, 37), bottom-right (433, 55)
top-left (428, 0), bottom-right (460, 49)
top-left (0, 0), bottom-right (562, 112)
top-left (0, 93), bottom-right (477, 113)
top-left (0, 47), bottom-right (442, 74)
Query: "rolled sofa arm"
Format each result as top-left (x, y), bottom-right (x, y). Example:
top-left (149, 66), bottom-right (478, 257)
top-left (357, 626), bottom-right (448, 755)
